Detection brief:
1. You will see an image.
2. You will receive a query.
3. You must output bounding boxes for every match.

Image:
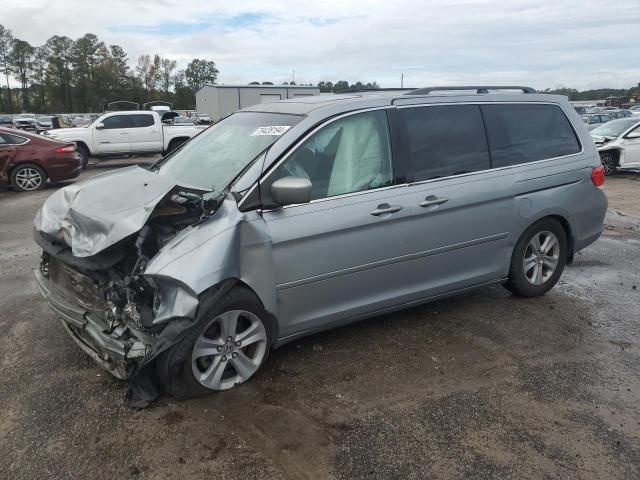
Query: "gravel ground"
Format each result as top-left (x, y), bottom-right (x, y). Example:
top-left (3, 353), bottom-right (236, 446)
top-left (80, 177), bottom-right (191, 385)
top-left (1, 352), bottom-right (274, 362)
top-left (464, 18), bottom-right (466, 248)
top-left (1, 161), bottom-right (639, 479)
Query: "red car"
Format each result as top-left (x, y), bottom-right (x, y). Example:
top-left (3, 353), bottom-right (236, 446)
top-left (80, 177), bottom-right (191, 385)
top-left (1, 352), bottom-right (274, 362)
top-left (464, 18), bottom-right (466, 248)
top-left (0, 127), bottom-right (83, 192)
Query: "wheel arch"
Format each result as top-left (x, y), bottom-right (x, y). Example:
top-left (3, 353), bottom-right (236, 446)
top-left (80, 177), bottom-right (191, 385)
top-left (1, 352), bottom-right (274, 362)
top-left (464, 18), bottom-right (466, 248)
top-left (195, 278), bottom-right (280, 345)
top-left (167, 136), bottom-right (189, 152)
top-left (8, 161), bottom-right (50, 182)
top-left (519, 214), bottom-right (574, 264)
top-left (75, 140), bottom-right (91, 155)
top-left (599, 147), bottom-right (621, 163)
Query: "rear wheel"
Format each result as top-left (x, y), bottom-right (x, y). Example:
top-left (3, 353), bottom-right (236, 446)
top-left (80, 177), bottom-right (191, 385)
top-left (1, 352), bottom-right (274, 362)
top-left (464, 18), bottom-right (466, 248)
top-left (11, 164), bottom-right (46, 192)
top-left (156, 287), bottom-right (271, 399)
top-left (600, 151), bottom-right (618, 176)
top-left (504, 218), bottom-right (567, 297)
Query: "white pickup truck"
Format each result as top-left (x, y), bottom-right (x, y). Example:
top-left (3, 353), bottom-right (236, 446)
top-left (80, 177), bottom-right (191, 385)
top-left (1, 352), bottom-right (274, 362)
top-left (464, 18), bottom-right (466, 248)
top-left (43, 110), bottom-right (208, 167)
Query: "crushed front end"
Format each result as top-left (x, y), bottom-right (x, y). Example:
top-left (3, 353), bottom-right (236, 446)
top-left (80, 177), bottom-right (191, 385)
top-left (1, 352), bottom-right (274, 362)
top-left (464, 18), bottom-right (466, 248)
top-left (35, 249), bottom-right (160, 379)
top-left (32, 166), bottom-right (221, 392)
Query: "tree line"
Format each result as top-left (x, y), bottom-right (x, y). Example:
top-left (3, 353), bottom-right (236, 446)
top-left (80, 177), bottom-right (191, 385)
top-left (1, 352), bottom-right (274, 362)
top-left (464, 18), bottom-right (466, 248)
top-left (0, 24), bottom-right (219, 114)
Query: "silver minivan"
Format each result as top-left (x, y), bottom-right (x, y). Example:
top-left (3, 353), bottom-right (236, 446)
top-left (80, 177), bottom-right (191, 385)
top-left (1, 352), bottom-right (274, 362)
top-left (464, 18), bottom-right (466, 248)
top-left (34, 86), bottom-right (608, 404)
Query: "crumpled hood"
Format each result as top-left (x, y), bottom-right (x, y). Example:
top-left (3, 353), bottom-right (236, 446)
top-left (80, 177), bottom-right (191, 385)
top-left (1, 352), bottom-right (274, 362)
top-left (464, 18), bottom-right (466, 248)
top-left (34, 166), bottom-right (183, 258)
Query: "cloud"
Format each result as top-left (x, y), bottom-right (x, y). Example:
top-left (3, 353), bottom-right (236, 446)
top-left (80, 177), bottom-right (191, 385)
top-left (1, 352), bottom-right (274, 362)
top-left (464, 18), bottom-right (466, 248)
top-left (2, 0), bottom-right (640, 90)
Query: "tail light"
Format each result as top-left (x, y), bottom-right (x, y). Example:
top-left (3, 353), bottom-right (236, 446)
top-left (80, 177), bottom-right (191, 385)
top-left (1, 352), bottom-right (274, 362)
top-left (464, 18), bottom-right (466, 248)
top-left (591, 165), bottom-right (605, 187)
top-left (54, 144), bottom-right (76, 154)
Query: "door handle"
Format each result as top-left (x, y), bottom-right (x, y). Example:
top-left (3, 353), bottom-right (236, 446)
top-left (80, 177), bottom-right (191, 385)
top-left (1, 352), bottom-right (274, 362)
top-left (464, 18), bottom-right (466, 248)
top-left (119, 132), bottom-right (128, 135)
top-left (419, 195), bottom-right (449, 207)
top-left (370, 203), bottom-right (403, 216)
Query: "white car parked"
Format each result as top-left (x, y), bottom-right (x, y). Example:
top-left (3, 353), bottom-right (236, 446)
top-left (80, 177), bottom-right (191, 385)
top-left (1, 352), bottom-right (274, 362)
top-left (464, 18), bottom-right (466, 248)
top-left (591, 117), bottom-right (640, 175)
top-left (628, 105), bottom-right (640, 115)
top-left (43, 110), bottom-right (208, 167)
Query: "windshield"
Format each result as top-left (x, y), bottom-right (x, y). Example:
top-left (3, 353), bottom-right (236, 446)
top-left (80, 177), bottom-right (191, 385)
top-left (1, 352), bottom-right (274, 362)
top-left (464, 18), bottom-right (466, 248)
top-left (591, 118), bottom-right (639, 137)
top-left (154, 111), bottom-right (302, 192)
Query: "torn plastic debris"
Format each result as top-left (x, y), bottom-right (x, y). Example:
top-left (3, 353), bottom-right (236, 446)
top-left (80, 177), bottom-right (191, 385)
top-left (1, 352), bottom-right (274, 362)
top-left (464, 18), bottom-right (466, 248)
top-left (126, 279), bottom-right (236, 408)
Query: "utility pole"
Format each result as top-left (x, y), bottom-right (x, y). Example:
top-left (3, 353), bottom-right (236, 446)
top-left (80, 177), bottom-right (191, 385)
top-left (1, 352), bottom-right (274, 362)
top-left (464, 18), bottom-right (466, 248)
top-left (292, 68), bottom-right (295, 85)
top-left (401, 73), bottom-right (404, 88)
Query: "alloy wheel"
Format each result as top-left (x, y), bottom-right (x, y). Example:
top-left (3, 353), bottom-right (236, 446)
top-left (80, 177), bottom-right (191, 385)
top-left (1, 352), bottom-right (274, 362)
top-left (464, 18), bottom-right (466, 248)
top-left (601, 154), bottom-right (617, 175)
top-left (191, 310), bottom-right (267, 390)
top-left (15, 168), bottom-right (43, 191)
top-left (523, 231), bottom-right (560, 286)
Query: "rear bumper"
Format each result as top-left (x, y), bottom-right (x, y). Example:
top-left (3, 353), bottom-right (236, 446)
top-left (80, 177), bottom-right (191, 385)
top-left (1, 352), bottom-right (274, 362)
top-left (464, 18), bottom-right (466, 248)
top-left (34, 269), bottom-right (131, 379)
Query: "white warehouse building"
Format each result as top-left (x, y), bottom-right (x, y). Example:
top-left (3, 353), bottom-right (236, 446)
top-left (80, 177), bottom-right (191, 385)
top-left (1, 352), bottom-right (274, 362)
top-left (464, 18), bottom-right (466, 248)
top-left (195, 84), bottom-right (321, 120)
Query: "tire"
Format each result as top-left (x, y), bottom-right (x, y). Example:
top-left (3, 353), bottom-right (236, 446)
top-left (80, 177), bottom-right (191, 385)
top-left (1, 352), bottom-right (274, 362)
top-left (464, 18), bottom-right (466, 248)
top-left (11, 164), bottom-right (47, 192)
top-left (503, 218), bottom-right (567, 297)
top-left (156, 287), bottom-right (272, 399)
top-left (600, 151), bottom-right (618, 176)
top-left (76, 144), bottom-right (90, 169)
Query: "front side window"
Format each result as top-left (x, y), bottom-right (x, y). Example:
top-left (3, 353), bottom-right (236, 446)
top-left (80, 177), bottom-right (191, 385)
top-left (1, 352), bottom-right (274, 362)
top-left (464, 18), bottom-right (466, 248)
top-left (101, 115), bottom-right (130, 129)
top-left (402, 105), bottom-right (490, 181)
top-left (130, 114), bottom-right (155, 128)
top-left (155, 111), bottom-right (302, 193)
top-left (270, 110), bottom-right (393, 201)
top-left (482, 104), bottom-right (580, 167)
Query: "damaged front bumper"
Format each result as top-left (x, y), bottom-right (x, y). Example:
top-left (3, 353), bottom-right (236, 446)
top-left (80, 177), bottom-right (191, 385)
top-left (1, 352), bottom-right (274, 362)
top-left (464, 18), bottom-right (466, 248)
top-left (34, 268), bottom-right (148, 380)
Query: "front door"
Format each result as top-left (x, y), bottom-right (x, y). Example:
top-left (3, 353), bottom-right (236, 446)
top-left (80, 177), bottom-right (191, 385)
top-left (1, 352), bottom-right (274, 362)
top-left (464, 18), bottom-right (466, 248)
top-left (260, 109), bottom-right (414, 338)
top-left (129, 113), bottom-right (162, 152)
top-left (621, 124), bottom-right (640, 166)
top-left (93, 114), bottom-right (131, 154)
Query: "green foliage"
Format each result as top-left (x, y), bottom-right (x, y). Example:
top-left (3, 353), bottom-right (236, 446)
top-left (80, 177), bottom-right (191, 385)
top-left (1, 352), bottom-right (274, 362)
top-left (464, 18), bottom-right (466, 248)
top-left (0, 24), bottom-right (211, 113)
top-left (318, 80), bottom-right (379, 93)
top-left (185, 58), bottom-right (219, 93)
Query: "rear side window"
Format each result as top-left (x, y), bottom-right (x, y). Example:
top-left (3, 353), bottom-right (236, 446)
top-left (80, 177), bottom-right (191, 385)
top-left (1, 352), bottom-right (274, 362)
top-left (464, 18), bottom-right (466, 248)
top-left (402, 105), bottom-right (490, 181)
top-left (0, 133), bottom-right (28, 145)
top-left (482, 104), bottom-right (580, 168)
top-left (101, 115), bottom-right (130, 129)
top-left (130, 114), bottom-right (155, 128)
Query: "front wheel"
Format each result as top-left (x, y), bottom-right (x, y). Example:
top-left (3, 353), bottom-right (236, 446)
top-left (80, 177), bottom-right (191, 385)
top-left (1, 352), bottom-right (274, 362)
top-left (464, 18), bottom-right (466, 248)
top-left (600, 152), bottom-right (618, 176)
top-left (76, 144), bottom-right (90, 169)
top-left (504, 218), bottom-right (567, 297)
top-left (156, 287), bottom-right (271, 399)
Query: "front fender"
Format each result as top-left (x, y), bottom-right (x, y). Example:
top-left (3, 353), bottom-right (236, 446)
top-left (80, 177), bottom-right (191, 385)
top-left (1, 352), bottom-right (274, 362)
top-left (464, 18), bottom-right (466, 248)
top-left (144, 197), bottom-right (277, 318)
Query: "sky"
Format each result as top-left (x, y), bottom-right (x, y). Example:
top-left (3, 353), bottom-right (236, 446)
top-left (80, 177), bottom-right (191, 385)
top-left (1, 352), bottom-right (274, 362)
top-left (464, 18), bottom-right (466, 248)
top-left (2, 0), bottom-right (640, 90)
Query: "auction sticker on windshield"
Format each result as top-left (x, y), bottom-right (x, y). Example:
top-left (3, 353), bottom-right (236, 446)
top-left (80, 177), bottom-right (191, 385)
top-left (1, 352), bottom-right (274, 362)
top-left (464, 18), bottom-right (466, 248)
top-left (251, 126), bottom-right (291, 136)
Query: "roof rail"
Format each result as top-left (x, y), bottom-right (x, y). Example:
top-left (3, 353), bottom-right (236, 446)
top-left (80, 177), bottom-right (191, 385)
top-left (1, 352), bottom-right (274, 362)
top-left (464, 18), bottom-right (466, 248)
top-left (405, 86), bottom-right (537, 95)
top-left (337, 87), bottom-right (417, 94)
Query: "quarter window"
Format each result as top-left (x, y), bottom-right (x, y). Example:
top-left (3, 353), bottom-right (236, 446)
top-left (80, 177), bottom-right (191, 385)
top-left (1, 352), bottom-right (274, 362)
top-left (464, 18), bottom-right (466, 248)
top-left (482, 104), bottom-right (581, 167)
top-left (402, 105), bottom-right (490, 181)
top-left (101, 115), bottom-right (130, 129)
top-left (130, 114), bottom-right (155, 128)
top-left (271, 110), bottom-right (394, 201)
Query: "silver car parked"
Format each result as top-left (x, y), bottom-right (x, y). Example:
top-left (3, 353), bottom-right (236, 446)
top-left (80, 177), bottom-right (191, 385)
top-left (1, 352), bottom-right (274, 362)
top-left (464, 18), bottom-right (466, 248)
top-left (33, 86), bottom-right (608, 405)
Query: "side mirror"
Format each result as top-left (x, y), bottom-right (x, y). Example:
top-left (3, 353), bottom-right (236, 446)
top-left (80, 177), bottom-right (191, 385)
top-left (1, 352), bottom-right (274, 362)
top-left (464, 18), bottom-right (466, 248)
top-left (94, 122), bottom-right (105, 130)
top-left (270, 176), bottom-right (312, 206)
